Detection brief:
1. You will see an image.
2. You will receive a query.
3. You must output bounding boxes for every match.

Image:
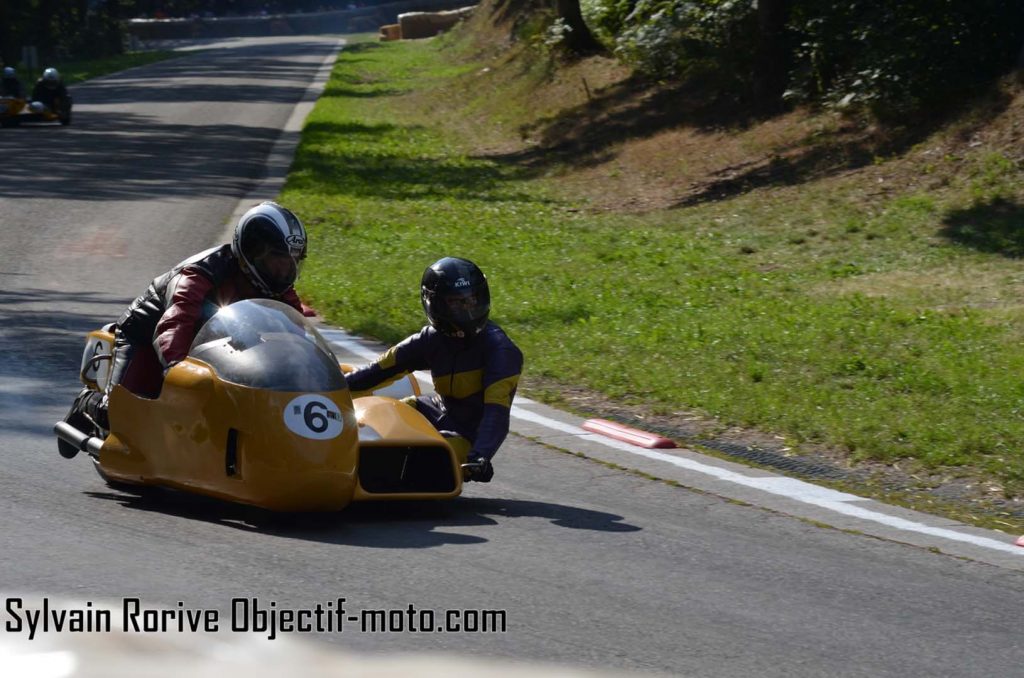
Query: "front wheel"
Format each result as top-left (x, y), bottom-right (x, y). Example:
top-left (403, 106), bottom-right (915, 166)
top-left (58, 97), bottom-right (72, 126)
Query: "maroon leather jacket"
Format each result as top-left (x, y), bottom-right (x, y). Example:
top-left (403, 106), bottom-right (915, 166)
top-left (117, 244), bottom-right (303, 367)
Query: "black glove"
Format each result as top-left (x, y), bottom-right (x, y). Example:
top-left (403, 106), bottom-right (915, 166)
top-left (464, 455), bottom-right (494, 483)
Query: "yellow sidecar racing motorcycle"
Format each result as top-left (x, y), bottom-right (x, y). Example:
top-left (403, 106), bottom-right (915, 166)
top-left (53, 299), bottom-right (464, 511)
top-left (0, 96), bottom-right (27, 127)
top-left (0, 94), bottom-right (72, 127)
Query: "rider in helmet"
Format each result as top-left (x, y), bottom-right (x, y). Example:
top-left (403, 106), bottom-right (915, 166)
top-left (31, 67), bottom-right (68, 113)
top-left (1, 66), bottom-right (23, 98)
top-left (345, 257), bottom-right (524, 482)
top-left (58, 201), bottom-right (309, 459)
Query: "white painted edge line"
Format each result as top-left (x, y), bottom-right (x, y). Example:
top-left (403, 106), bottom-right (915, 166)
top-left (512, 408), bottom-right (1024, 555)
top-left (323, 330), bottom-right (1023, 557)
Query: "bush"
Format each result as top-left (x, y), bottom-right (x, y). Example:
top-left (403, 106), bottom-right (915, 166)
top-left (581, 0), bottom-right (755, 80)
top-left (789, 1), bottom-right (1024, 116)
top-left (579, 0), bottom-right (1024, 115)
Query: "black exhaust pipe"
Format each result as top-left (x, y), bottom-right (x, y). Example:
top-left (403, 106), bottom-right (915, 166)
top-left (53, 422), bottom-right (104, 457)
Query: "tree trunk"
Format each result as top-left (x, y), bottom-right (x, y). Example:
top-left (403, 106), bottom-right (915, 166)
top-left (753, 0), bottom-right (790, 111)
top-left (555, 0), bottom-right (603, 54)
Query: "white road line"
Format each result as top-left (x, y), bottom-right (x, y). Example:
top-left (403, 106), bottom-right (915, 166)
top-left (324, 331), bottom-right (1023, 556)
top-left (512, 407), bottom-right (1023, 555)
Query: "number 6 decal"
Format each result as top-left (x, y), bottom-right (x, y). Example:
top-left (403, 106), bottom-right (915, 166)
top-left (283, 394), bottom-right (344, 440)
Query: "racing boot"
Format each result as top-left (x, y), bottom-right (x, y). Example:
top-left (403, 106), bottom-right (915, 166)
top-left (58, 388), bottom-right (107, 459)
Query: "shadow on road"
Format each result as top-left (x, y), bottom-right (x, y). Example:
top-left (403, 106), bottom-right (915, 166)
top-left (0, 113), bottom-right (281, 200)
top-left (78, 39), bottom-right (339, 105)
top-left (0, 288), bottom-right (130, 438)
top-left (0, 288), bottom-right (128, 369)
top-left (0, 38), bottom-right (340, 201)
top-left (83, 488), bottom-right (642, 547)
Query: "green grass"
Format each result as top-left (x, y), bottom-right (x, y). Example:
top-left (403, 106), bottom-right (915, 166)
top-left (13, 51), bottom-right (180, 85)
top-left (284, 38), bottom-right (1024, 496)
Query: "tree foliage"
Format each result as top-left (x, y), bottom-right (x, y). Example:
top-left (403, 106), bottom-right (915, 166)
top-left (790, 1), bottom-right (1024, 114)
top-left (579, 0), bottom-right (1024, 115)
top-left (1, 0), bottom-right (136, 66)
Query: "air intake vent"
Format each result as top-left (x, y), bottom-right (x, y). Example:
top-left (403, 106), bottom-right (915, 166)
top-left (225, 428), bottom-right (239, 477)
top-left (358, 446), bottom-right (456, 493)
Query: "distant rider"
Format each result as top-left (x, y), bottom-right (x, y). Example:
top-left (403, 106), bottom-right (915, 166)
top-left (1, 66), bottom-right (23, 98)
top-left (30, 67), bottom-right (68, 112)
top-left (345, 257), bottom-right (524, 483)
top-left (59, 201), bottom-right (310, 458)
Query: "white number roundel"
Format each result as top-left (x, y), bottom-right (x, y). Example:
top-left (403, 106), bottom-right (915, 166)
top-left (283, 395), bottom-right (344, 440)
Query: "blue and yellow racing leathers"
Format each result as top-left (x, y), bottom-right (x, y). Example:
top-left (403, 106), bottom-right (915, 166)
top-left (345, 322), bottom-right (523, 460)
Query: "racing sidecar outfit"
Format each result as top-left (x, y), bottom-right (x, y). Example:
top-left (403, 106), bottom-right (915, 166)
top-left (1, 76), bottom-right (23, 98)
top-left (346, 322), bottom-right (523, 461)
top-left (31, 79), bottom-right (67, 112)
top-left (114, 244), bottom-right (304, 397)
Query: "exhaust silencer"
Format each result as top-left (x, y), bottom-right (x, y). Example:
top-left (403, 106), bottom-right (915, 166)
top-left (54, 421), bottom-right (104, 457)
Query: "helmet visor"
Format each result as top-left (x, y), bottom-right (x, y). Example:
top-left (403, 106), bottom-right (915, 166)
top-left (253, 251), bottom-right (303, 294)
top-left (443, 290), bottom-right (489, 333)
top-left (444, 291), bottom-right (482, 314)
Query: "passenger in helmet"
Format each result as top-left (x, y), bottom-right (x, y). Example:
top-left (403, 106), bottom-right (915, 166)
top-left (31, 67), bottom-right (69, 113)
top-left (1, 66), bottom-right (23, 98)
top-left (345, 257), bottom-right (524, 482)
top-left (58, 202), bottom-right (310, 459)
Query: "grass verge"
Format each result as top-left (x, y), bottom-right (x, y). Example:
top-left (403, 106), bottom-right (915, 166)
top-left (284, 36), bottom-right (1024, 509)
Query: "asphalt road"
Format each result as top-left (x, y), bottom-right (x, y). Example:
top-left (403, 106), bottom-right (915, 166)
top-left (1, 36), bottom-right (1023, 677)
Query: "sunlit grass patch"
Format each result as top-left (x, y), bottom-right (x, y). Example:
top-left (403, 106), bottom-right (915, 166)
top-left (286, 37), bottom-right (1024, 495)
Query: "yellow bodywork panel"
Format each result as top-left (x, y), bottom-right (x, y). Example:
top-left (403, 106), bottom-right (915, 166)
top-left (95, 359), bottom-right (463, 511)
top-left (99, 358), bottom-right (360, 512)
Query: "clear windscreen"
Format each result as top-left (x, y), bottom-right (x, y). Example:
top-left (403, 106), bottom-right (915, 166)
top-left (188, 299), bottom-right (346, 392)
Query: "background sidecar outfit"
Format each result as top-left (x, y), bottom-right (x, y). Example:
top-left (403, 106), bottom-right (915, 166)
top-left (31, 67), bottom-right (67, 112)
top-left (1, 66), bottom-right (23, 98)
top-left (345, 257), bottom-right (523, 483)
top-left (58, 202), bottom-right (308, 459)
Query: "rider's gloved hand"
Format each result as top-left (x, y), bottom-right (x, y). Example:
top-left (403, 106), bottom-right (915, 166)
top-left (464, 455), bottom-right (494, 483)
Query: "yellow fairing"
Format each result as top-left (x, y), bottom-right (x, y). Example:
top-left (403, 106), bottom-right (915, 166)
top-left (98, 359), bottom-right (360, 512)
top-left (352, 396), bottom-right (462, 501)
top-left (0, 97), bottom-right (26, 119)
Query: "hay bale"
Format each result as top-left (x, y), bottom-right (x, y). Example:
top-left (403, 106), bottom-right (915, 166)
top-left (397, 6), bottom-right (476, 40)
top-left (379, 23), bottom-right (401, 41)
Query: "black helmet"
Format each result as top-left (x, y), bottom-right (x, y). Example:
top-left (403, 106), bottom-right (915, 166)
top-left (231, 201), bottom-right (307, 296)
top-left (421, 257), bottom-right (490, 338)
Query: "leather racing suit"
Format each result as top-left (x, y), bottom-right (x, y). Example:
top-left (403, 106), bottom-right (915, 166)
top-left (345, 322), bottom-right (523, 461)
top-left (112, 244), bottom-right (304, 397)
